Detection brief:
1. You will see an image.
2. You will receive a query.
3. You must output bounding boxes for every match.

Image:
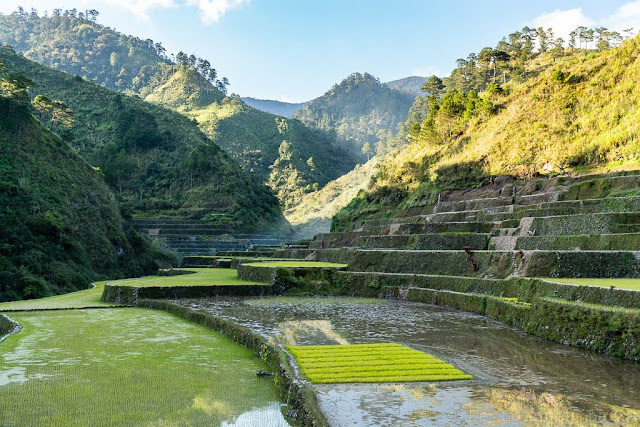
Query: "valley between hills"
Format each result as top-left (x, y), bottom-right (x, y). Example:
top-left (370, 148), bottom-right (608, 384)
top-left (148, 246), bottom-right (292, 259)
top-left (2, 7), bottom-right (640, 426)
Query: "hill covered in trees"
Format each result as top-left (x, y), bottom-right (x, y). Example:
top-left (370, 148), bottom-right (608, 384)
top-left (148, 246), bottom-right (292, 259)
top-left (0, 47), bottom-right (288, 232)
top-left (241, 97), bottom-right (307, 117)
top-left (292, 72), bottom-right (415, 160)
top-left (385, 76), bottom-right (428, 96)
top-left (333, 26), bottom-right (640, 230)
top-left (0, 9), bottom-right (356, 209)
top-left (143, 67), bottom-right (354, 209)
top-left (0, 62), bottom-right (175, 301)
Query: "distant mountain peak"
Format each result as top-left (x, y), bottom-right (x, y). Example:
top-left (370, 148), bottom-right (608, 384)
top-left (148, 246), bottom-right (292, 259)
top-left (384, 76), bottom-right (429, 97)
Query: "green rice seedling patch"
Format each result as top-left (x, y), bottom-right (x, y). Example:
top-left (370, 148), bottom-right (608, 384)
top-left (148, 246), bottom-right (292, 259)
top-left (244, 261), bottom-right (348, 268)
top-left (110, 268), bottom-right (266, 287)
top-left (0, 308), bottom-right (285, 425)
top-left (286, 343), bottom-right (472, 384)
top-left (0, 281), bottom-right (113, 311)
top-left (540, 277), bottom-right (640, 290)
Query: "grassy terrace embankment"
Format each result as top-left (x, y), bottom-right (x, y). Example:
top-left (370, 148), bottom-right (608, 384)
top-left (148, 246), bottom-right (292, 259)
top-left (0, 281), bottom-right (112, 311)
top-left (541, 278), bottom-right (640, 291)
top-left (109, 268), bottom-right (265, 287)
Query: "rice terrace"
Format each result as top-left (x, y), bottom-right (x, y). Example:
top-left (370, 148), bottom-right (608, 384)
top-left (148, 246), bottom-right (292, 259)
top-left (2, 2), bottom-right (640, 426)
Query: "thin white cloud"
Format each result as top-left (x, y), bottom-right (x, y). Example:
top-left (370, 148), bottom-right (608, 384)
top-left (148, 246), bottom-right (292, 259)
top-left (604, 0), bottom-right (640, 34)
top-left (185, 0), bottom-right (248, 24)
top-left (104, 0), bottom-right (176, 21)
top-left (530, 8), bottom-right (595, 41)
top-left (0, 0), bottom-right (245, 23)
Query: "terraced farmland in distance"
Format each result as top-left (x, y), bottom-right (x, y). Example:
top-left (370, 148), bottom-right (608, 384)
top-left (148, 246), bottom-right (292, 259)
top-left (109, 268), bottom-right (267, 287)
top-left (0, 308), bottom-right (286, 426)
top-left (286, 343), bottom-right (472, 384)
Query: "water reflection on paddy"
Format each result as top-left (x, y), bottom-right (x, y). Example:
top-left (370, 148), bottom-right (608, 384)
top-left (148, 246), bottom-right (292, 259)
top-left (177, 296), bottom-right (640, 426)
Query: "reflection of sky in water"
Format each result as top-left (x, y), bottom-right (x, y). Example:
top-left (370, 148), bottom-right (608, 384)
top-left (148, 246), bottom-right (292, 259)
top-left (317, 385), bottom-right (525, 427)
top-left (178, 297), bottom-right (640, 426)
top-left (221, 402), bottom-right (289, 427)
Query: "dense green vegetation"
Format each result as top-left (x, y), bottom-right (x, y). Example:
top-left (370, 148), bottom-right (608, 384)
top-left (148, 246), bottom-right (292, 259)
top-left (334, 29), bottom-right (640, 230)
top-left (145, 67), bottom-right (356, 208)
top-left (0, 47), bottom-right (287, 231)
top-left (293, 72), bottom-right (415, 159)
top-left (286, 343), bottom-right (472, 383)
top-left (0, 309), bottom-right (285, 425)
top-left (284, 157), bottom-right (381, 233)
top-left (0, 68), bottom-right (176, 302)
top-left (0, 10), bottom-right (357, 209)
top-left (110, 268), bottom-right (267, 287)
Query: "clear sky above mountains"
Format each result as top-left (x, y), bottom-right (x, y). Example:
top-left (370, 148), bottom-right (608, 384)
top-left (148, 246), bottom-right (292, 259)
top-left (2, 1), bottom-right (640, 102)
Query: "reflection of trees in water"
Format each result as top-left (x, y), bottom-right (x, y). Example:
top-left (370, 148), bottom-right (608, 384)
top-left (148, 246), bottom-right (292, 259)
top-left (278, 320), bottom-right (349, 346)
top-left (482, 388), bottom-right (640, 426)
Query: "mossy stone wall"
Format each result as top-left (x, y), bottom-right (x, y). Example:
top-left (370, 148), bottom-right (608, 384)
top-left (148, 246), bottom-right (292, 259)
top-left (354, 233), bottom-right (489, 250)
top-left (523, 251), bottom-right (640, 278)
top-left (101, 283), bottom-right (275, 304)
top-left (526, 298), bottom-right (640, 360)
top-left (331, 272), bottom-right (640, 309)
top-left (515, 233), bottom-right (640, 251)
top-left (348, 250), bottom-right (515, 278)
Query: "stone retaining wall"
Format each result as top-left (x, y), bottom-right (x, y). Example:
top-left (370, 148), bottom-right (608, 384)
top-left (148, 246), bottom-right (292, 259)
top-left (101, 283), bottom-right (275, 305)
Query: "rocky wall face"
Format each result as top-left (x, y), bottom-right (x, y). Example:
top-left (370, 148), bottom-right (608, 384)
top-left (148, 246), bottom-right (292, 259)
top-left (526, 298), bottom-right (640, 360)
top-left (348, 250), bottom-right (515, 279)
top-left (522, 251), bottom-right (640, 278)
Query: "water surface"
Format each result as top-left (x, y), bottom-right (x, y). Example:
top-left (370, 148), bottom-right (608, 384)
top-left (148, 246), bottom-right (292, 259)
top-left (177, 297), bottom-right (640, 426)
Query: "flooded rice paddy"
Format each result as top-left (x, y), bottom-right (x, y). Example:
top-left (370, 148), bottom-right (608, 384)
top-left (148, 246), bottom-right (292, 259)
top-left (176, 296), bottom-right (640, 426)
top-left (0, 308), bottom-right (288, 426)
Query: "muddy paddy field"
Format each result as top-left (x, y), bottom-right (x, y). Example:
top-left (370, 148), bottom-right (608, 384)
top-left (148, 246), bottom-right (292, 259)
top-left (175, 296), bottom-right (640, 426)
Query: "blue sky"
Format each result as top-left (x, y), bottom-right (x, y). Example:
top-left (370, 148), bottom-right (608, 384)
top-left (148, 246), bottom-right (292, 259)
top-left (2, 1), bottom-right (640, 102)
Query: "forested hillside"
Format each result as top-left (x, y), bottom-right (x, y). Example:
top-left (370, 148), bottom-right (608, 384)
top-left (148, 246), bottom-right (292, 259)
top-left (0, 63), bottom-right (175, 301)
top-left (144, 67), bottom-right (355, 208)
top-left (241, 97), bottom-right (307, 117)
top-left (334, 27), bottom-right (640, 230)
top-left (293, 72), bottom-right (415, 159)
top-left (0, 9), bottom-right (356, 209)
top-left (385, 76), bottom-right (428, 96)
top-left (0, 47), bottom-right (288, 232)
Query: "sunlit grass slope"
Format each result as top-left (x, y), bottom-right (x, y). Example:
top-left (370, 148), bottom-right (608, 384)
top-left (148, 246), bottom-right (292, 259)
top-left (286, 343), bottom-right (472, 384)
top-left (0, 281), bottom-right (111, 311)
top-left (108, 268), bottom-right (267, 287)
top-left (541, 278), bottom-right (640, 290)
top-left (0, 309), bottom-right (284, 425)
